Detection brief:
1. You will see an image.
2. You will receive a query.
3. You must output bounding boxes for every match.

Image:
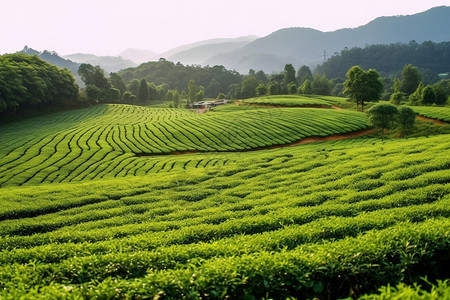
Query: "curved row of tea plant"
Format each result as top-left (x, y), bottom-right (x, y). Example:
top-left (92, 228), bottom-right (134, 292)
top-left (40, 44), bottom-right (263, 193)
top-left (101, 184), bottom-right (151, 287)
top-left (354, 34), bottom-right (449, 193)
top-left (0, 104), bottom-right (369, 186)
top-left (0, 134), bottom-right (449, 299)
top-left (409, 106), bottom-right (450, 122)
top-left (239, 95), bottom-right (331, 107)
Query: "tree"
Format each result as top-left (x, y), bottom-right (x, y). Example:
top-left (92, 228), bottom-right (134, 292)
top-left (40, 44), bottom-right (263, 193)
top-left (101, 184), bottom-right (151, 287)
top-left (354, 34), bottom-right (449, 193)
top-left (128, 79), bottom-right (140, 96)
top-left (240, 76), bottom-right (259, 99)
top-left (397, 106), bottom-right (416, 137)
top-left (109, 72), bottom-right (127, 96)
top-left (268, 82), bottom-right (281, 95)
top-left (421, 85), bottom-right (436, 105)
top-left (78, 63), bottom-right (109, 90)
top-left (188, 79), bottom-right (198, 104)
top-left (399, 64), bottom-right (421, 96)
top-left (173, 90), bottom-right (180, 108)
top-left (299, 79), bottom-right (312, 94)
top-left (287, 82), bottom-right (298, 95)
top-left (85, 84), bottom-right (102, 102)
top-left (195, 89), bottom-right (204, 102)
top-left (121, 91), bottom-right (136, 104)
top-left (343, 66), bottom-right (383, 111)
top-left (255, 83), bottom-right (267, 96)
top-left (390, 91), bottom-right (406, 105)
top-left (148, 82), bottom-right (159, 101)
top-left (408, 81), bottom-right (424, 105)
top-left (312, 74), bottom-right (332, 96)
top-left (0, 53), bottom-right (79, 116)
top-left (227, 83), bottom-right (241, 100)
top-left (296, 65), bottom-right (312, 85)
top-left (283, 64), bottom-right (297, 87)
top-left (366, 103), bottom-right (398, 135)
top-left (255, 70), bottom-right (268, 83)
top-left (217, 92), bottom-right (226, 100)
top-left (137, 78), bottom-right (149, 103)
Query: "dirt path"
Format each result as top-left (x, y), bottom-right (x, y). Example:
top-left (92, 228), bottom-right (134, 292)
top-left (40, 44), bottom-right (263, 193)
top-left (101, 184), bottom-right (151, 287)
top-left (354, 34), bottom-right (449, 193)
top-left (135, 127), bottom-right (376, 157)
top-left (416, 115), bottom-right (447, 125)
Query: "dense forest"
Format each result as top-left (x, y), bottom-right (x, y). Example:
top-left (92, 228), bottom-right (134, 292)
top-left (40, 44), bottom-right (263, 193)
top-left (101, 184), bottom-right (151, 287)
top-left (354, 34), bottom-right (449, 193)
top-left (0, 54), bottom-right (80, 121)
top-left (118, 59), bottom-right (243, 98)
top-left (316, 41), bottom-right (450, 80)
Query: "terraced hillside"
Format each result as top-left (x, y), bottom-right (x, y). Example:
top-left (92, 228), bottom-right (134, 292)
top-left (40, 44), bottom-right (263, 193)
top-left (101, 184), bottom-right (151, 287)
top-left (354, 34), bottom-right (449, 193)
top-left (0, 134), bottom-right (449, 299)
top-left (1, 100), bottom-right (449, 299)
top-left (0, 104), bottom-right (368, 186)
top-left (239, 95), bottom-right (332, 107)
top-left (409, 106), bottom-right (450, 122)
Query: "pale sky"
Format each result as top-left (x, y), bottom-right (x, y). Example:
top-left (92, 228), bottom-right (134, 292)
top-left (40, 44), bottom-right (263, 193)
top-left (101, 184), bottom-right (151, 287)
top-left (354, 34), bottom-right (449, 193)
top-left (1, 0), bottom-right (449, 56)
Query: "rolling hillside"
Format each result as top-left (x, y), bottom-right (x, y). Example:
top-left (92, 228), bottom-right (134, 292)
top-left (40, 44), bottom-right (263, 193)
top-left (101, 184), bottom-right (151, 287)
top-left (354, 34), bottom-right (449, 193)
top-left (0, 103), bottom-right (368, 187)
top-left (0, 99), bottom-right (449, 299)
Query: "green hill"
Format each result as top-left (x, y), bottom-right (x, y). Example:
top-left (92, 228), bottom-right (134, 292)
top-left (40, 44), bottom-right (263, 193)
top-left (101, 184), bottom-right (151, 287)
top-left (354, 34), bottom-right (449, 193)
top-left (0, 100), bottom-right (449, 299)
top-left (0, 104), bottom-right (368, 187)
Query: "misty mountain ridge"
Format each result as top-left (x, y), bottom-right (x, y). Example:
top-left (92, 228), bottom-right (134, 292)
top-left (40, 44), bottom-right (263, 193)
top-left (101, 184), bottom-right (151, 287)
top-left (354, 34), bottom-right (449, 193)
top-left (203, 6), bottom-right (450, 73)
top-left (158, 36), bottom-right (258, 60)
top-left (119, 49), bottom-right (157, 64)
top-left (62, 53), bottom-right (137, 74)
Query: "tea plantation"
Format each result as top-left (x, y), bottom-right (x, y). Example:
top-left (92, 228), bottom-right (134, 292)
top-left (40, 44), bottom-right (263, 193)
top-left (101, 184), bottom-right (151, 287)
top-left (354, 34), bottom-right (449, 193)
top-left (0, 101), bottom-right (449, 299)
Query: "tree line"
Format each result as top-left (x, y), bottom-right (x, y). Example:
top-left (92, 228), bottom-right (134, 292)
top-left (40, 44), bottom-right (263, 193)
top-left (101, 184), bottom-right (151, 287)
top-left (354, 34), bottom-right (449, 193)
top-left (0, 54), bottom-right (79, 121)
top-left (1, 47), bottom-right (449, 123)
top-left (316, 40), bottom-right (450, 80)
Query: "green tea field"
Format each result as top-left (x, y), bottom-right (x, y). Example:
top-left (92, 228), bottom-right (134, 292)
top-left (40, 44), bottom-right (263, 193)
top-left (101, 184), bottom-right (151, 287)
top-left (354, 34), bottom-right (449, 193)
top-left (0, 104), bottom-right (368, 187)
top-left (0, 101), bottom-right (449, 299)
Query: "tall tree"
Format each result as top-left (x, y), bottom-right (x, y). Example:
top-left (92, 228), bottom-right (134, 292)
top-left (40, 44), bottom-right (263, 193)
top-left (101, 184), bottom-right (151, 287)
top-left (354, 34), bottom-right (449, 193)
top-left (283, 64), bottom-right (297, 87)
top-left (343, 66), bottom-right (383, 111)
top-left (408, 81), bottom-right (424, 105)
top-left (137, 78), bottom-right (149, 103)
top-left (128, 79), bottom-right (140, 96)
top-left (109, 72), bottom-right (127, 96)
top-left (299, 79), bottom-right (312, 94)
top-left (421, 85), bottom-right (436, 105)
top-left (240, 76), bottom-right (259, 99)
top-left (366, 103), bottom-right (398, 135)
top-left (312, 74), bottom-right (332, 96)
top-left (296, 65), bottom-right (312, 85)
top-left (78, 64), bottom-right (109, 89)
top-left (397, 106), bottom-right (416, 137)
top-left (255, 70), bottom-right (268, 83)
top-left (399, 64), bottom-right (422, 96)
top-left (188, 79), bottom-right (198, 104)
top-left (255, 83), bottom-right (267, 96)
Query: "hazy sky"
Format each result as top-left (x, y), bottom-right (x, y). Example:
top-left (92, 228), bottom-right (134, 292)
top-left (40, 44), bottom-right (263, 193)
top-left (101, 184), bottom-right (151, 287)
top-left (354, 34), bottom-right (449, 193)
top-left (1, 0), bottom-right (449, 56)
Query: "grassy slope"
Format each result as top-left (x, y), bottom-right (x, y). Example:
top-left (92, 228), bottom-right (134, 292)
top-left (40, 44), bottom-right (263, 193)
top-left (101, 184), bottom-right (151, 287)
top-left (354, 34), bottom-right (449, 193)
top-left (0, 104), bottom-right (368, 187)
top-left (1, 134), bottom-right (449, 299)
top-left (0, 100), bottom-right (449, 299)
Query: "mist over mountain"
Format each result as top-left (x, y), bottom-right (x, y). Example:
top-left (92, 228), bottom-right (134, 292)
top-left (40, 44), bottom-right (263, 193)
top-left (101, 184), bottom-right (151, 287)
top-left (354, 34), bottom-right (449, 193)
top-left (167, 40), bottom-right (255, 66)
top-left (62, 53), bottom-right (137, 74)
top-left (158, 36), bottom-right (258, 61)
top-left (119, 49), bottom-right (157, 64)
top-left (197, 6), bottom-right (450, 73)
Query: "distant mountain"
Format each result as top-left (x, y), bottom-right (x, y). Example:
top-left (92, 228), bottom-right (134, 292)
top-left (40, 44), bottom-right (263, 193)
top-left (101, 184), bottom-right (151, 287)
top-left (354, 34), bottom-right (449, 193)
top-left (63, 53), bottom-right (136, 74)
top-left (159, 36), bottom-right (257, 62)
top-left (167, 40), bottom-right (254, 66)
top-left (204, 6), bottom-right (450, 73)
top-left (119, 49), bottom-right (157, 64)
top-left (19, 46), bottom-right (80, 74)
top-left (18, 46), bottom-right (83, 86)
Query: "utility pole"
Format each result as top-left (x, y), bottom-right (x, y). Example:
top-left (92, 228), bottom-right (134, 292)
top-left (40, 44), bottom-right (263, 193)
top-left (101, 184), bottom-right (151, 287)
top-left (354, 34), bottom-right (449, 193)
top-left (323, 50), bottom-right (327, 62)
